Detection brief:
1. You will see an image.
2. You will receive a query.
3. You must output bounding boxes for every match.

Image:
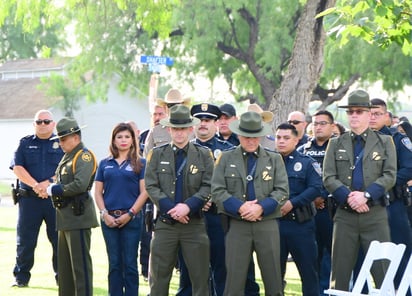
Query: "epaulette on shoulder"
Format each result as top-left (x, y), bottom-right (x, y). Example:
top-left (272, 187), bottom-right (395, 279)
top-left (193, 142), bottom-right (211, 150)
top-left (224, 146), bottom-right (236, 151)
top-left (263, 147), bottom-right (276, 153)
top-left (153, 143), bottom-right (169, 150)
top-left (19, 135), bottom-right (33, 142)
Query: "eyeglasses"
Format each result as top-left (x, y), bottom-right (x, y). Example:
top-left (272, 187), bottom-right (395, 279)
top-left (35, 119), bottom-right (53, 125)
top-left (288, 120), bottom-right (303, 125)
top-left (313, 121), bottom-right (331, 127)
top-left (371, 112), bottom-right (385, 117)
top-left (345, 109), bottom-right (369, 115)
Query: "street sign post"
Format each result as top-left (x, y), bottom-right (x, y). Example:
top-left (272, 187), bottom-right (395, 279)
top-left (140, 55), bottom-right (174, 112)
top-left (140, 56), bottom-right (174, 67)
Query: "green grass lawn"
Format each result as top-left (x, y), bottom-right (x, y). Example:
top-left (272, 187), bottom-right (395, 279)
top-left (0, 193), bottom-right (302, 295)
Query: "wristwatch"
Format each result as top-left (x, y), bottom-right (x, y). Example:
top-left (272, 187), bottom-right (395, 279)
top-left (364, 191), bottom-right (371, 200)
top-left (100, 209), bottom-right (108, 221)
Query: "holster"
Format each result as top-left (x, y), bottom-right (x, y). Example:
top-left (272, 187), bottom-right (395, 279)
top-left (407, 190), bottom-right (412, 207)
top-left (144, 203), bottom-right (154, 232)
top-left (71, 192), bottom-right (89, 216)
top-left (11, 182), bottom-right (21, 205)
top-left (294, 203), bottom-right (317, 223)
top-left (283, 203), bottom-right (316, 223)
top-left (397, 184), bottom-right (411, 207)
top-left (220, 214), bottom-right (230, 233)
top-left (326, 194), bottom-right (338, 219)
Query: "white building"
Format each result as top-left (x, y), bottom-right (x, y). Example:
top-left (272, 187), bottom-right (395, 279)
top-left (0, 58), bottom-right (151, 179)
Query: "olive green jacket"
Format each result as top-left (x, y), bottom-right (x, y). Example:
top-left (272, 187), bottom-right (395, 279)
top-left (211, 146), bottom-right (289, 220)
top-left (55, 142), bottom-right (99, 231)
top-left (145, 142), bottom-right (214, 214)
top-left (323, 129), bottom-right (397, 204)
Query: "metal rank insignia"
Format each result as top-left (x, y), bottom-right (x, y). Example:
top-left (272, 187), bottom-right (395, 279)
top-left (246, 175), bottom-right (253, 181)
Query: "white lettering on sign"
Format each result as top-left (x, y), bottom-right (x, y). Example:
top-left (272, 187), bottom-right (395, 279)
top-left (147, 56), bottom-right (167, 64)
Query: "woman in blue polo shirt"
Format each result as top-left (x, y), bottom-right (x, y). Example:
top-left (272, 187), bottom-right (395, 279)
top-left (94, 122), bottom-right (148, 296)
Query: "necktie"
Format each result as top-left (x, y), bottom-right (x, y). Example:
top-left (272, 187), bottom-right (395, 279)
top-left (175, 149), bottom-right (185, 203)
top-left (352, 135), bottom-right (364, 191)
top-left (246, 153), bottom-right (256, 201)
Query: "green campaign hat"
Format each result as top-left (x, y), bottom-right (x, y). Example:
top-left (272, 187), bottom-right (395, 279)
top-left (160, 105), bottom-right (200, 128)
top-left (339, 89), bottom-right (379, 109)
top-left (229, 111), bottom-right (272, 137)
top-left (50, 117), bottom-right (86, 140)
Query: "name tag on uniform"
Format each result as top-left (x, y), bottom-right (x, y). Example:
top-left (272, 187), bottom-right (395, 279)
top-left (160, 161), bottom-right (169, 164)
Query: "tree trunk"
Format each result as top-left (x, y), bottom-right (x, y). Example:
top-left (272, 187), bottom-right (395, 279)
top-left (269, 0), bottom-right (336, 129)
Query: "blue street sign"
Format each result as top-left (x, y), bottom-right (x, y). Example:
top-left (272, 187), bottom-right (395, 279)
top-left (140, 55), bottom-right (174, 66)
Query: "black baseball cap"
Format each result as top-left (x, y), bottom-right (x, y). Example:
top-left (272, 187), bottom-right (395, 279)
top-left (219, 103), bottom-right (236, 117)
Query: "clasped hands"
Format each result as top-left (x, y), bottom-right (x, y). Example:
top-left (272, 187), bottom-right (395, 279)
top-left (347, 191), bottom-right (370, 213)
top-left (104, 213), bottom-right (133, 228)
top-left (33, 180), bottom-right (51, 199)
top-left (239, 200), bottom-right (263, 222)
top-left (168, 203), bottom-right (191, 224)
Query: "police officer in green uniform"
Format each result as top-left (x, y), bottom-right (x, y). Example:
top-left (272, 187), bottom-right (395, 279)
top-left (145, 105), bottom-right (214, 296)
top-left (323, 90), bottom-right (397, 291)
top-left (46, 118), bottom-right (99, 296)
top-left (143, 88), bottom-right (192, 157)
top-left (212, 111), bottom-right (289, 296)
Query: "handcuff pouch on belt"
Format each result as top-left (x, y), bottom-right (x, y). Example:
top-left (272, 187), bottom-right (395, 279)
top-left (158, 213), bottom-right (176, 225)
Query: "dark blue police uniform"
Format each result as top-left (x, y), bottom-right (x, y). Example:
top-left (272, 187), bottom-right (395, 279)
top-left (298, 138), bottom-right (334, 295)
top-left (12, 134), bottom-right (64, 285)
top-left (279, 149), bottom-right (322, 296)
top-left (216, 132), bottom-right (240, 146)
top-left (297, 133), bottom-right (310, 148)
top-left (379, 126), bottom-right (412, 287)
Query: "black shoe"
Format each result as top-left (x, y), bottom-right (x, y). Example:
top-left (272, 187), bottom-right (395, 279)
top-left (11, 280), bottom-right (28, 288)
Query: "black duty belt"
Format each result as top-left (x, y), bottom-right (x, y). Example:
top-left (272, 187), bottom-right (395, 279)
top-left (18, 188), bottom-right (39, 197)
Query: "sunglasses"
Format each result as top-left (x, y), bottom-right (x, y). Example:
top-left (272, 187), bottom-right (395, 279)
top-left (345, 109), bottom-right (369, 115)
top-left (35, 119), bottom-right (53, 125)
top-left (166, 103), bottom-right (179, 109)
top-left (288, 120), bottom-right (303, 125)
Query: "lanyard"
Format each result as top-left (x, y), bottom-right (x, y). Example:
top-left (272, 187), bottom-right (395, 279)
top-left (176, 158), bottom-right (187, 179)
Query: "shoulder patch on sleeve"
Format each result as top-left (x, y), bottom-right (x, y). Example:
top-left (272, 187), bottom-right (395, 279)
top-left (401, 137), bottom-right (412, 152)
top-left (81, 151), bottom-right (93, 162)
top-left (312, 161), bottom-right (322, 176)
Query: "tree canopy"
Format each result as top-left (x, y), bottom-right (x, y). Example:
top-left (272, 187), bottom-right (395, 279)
top-left (320, 0), bottom-right (412, 55)
top-left (1, 0), bottom-right (411, 124)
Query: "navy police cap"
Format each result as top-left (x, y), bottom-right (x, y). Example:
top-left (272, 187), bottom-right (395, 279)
top-left (190, 103), bottom-right (222, 120)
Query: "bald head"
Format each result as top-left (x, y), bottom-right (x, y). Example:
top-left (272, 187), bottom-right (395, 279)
top-left (287, 111), bottom-right (307, 138)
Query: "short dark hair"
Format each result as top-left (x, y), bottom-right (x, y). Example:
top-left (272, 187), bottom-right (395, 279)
top-left (313, 110), bottom-right (334, 123)
top-left (334, 121), bottom-right (346, 135)
top-left (276, 122), bottom-right (298, 137)
top-left (371, 98), bottom-right (387, 110)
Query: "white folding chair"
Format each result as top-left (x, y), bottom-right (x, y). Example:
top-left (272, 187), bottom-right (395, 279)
top-left (396, 254), bottom-right (412, 296)
top-left (324, 240), bottom-right (406, 296)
